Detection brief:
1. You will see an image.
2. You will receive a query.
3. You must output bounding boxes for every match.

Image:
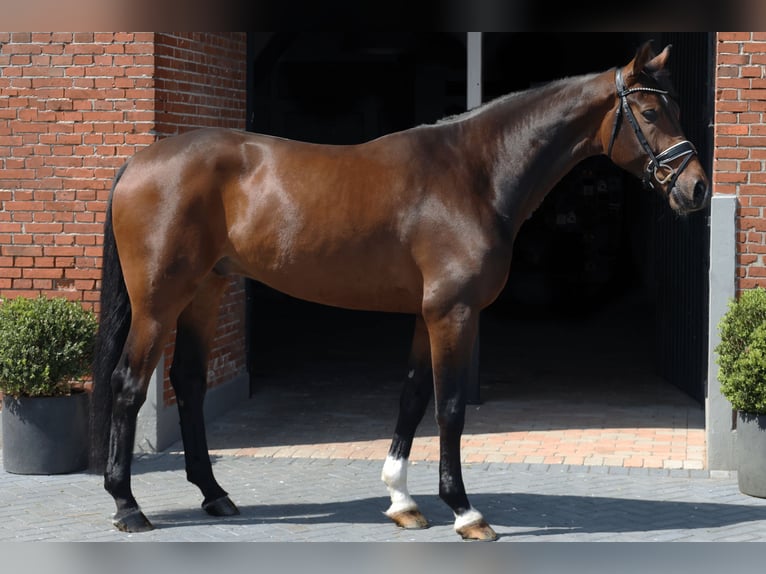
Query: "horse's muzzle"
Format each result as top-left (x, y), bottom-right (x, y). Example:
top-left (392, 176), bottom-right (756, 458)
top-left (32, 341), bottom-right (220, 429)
top-left (671, 177), bottom-right (710, 214)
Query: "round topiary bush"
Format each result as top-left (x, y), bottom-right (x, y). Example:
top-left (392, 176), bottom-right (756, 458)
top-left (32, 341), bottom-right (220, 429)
top-left (0, 296), bottom-right (98, 398)
top-left (715, 286), bottom-right (766, 414)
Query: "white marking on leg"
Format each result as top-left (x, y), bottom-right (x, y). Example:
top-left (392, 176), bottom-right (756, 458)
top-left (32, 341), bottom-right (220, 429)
top-left (381, 455), bottom-right (418, 516)
top-left (407, 369), bottom-right (415, 379)
top-left (454, 507), bottom-right (485, 531)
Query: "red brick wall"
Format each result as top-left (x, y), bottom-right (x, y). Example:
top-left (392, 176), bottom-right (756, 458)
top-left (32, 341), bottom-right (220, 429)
top-left (0, 32), bottom-right (248, 404)
top-left (154, 33), bottom-right (247, 136)
top-left (715, 32), bottom-right (766, 292)
top-left (0, 32), bottom-right (155, 306)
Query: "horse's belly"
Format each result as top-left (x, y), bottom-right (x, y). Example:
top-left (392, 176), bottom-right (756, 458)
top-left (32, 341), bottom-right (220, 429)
top-left (257, 259), bottom-right (423, 314)
top-left (224, 236), bottom-right (423, 313)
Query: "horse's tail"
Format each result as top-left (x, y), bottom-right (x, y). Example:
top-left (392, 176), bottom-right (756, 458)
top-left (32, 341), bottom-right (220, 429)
top-left (89, 162), bottom-right (131, 474)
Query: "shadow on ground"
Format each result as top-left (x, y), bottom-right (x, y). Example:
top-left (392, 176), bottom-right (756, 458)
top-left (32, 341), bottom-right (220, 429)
top-left (143, 491), bottom-right (766, 540)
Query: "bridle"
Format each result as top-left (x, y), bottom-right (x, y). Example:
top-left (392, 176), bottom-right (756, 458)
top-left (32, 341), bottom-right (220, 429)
top-left (607, 67), bottom-right (697, 192)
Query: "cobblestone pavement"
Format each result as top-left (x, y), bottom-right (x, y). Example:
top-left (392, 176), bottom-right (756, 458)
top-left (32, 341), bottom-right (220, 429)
top-left (3, 296), bottom-right (765, 544)
top-left (1, 451), bottom-right (765, 542)
top-left (0, 366), bottom-right (764, 545)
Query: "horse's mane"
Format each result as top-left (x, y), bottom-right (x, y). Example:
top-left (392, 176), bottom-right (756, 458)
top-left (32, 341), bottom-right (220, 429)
top-left (432, 73), bottom-right (593, 127)
top-left (432, 61), bottom-right (677, 129)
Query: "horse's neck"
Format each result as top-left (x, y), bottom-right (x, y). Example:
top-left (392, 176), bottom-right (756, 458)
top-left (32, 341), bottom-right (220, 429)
top-left (478, 71), bottom-right (614, 229)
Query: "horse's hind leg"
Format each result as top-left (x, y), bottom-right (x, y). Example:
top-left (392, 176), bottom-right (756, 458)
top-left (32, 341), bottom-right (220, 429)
top-left (170, 274), bottom-right (239, 517)
top-left (106, 275), bottom-right (235, 532)
top-left (382, 315), bottom-right (433, 529)
top-left (106, 312), bottom-right (176, 532)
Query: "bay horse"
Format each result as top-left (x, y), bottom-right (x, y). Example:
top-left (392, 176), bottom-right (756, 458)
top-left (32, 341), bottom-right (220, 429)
top-left (90, 41), bottom-right (710, 541)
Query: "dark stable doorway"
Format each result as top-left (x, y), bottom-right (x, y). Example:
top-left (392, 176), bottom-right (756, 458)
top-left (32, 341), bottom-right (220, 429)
top-left (244, 32), bottom-right (711, 405)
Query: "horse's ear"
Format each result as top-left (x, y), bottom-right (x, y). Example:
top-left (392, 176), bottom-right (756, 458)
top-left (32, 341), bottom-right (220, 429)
top-left (644, 44), bottom-right (672, 75)
top-left (632, 41), bottom-right (671, 76)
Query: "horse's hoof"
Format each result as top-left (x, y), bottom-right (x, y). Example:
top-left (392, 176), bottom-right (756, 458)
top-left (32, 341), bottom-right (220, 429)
top-left (456, 519), bottom-right (498, 541)
top-left (203, 495), bottom-right (240, 517)
top-left (113, 509), bottom-right (154, 533)
top-left (386, 509), bottom-right (429, 529)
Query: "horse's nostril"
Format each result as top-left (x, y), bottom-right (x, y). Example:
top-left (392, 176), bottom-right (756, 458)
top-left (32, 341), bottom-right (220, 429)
top-left (693, 180), bottom-right (708, 207)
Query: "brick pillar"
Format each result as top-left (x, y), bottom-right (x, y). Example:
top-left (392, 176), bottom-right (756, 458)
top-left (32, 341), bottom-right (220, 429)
top-left (708, 32), bottom-right (766, 470)
top-left (714, 32), bottom-right (766, 293)
top-left (151, 33), bottom-right (248, 406)
top-left (0, 32), bottom-right (249, 450)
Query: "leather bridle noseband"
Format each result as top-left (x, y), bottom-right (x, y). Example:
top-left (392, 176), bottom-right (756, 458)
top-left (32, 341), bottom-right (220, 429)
top-left (607, 67), bottom-right (697, 192)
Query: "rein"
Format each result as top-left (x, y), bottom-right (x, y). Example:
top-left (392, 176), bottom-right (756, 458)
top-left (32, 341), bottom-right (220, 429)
top-left (607, 68), bottom-right (697, 191)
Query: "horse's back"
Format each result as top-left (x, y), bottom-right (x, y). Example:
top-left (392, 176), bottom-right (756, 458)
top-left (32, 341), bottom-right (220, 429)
top-left (111, 127), bottom-right (436, 313)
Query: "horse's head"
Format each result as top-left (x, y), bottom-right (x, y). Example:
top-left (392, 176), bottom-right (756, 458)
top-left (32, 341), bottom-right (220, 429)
top-left (603, 41), bottom-right (710, 215)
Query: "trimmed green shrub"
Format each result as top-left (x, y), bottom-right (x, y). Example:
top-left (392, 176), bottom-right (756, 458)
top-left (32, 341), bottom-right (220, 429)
top-left (0, 296), bottom-right (97, 398)
top-left (715, 286), bottom-right (766, 414)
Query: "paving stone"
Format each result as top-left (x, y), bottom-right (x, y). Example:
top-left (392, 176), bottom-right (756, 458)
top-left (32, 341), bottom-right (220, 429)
top-left (0, 369), bottom-right (758, 543)
top-left (2, 454), bottom-right (766, 542)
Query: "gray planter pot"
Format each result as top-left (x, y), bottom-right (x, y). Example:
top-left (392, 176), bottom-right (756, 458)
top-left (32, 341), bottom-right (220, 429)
top-left (2, 391), bottom-right (89, 475)
top-left (736, 411), bottom-right (766, 498)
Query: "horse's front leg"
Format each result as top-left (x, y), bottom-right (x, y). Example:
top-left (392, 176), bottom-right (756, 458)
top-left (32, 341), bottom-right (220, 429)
top-left (425, 303), bottom-right (498, 541)
top-left (382, 314), bottom-right (433, 529)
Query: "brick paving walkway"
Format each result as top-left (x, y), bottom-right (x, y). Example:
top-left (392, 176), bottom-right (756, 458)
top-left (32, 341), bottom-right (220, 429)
top-left (222, 290), bottom-right (706, 471)
top-left (191, 373), bottom-right (706, 471)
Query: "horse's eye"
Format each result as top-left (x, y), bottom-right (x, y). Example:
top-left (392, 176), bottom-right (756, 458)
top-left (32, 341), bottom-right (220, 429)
top-left (642, 109), bottom-right (658, 122)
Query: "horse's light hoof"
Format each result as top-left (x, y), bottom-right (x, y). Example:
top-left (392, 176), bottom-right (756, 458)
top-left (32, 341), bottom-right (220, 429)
top-left (456, 519), bottom-right (498, 541)
top-left (113, 509), bottom-right (154, 533)
top-left (203, 495), bottom-right (240, 517)
top-left (386, 509), bottom-right (429, 529)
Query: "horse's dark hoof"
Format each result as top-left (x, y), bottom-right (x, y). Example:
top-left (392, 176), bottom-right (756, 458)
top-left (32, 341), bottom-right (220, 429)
top-left (203, 495), bottom-right (240, 517)
top-left (113, 509), bottom-right (154, 533)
